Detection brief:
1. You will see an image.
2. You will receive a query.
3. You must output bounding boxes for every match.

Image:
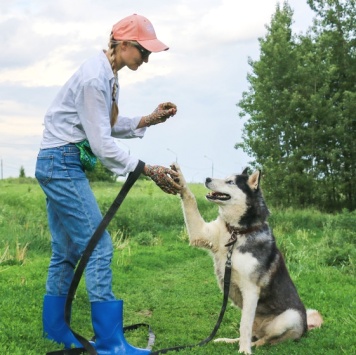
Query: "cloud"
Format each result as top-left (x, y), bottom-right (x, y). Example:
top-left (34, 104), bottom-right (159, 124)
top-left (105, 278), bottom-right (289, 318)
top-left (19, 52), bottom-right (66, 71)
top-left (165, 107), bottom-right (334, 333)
top-left (0, 0), bottom-right (277, 87)
top-left (161, 0), bottom-right (278, 52)
top-left (0, 0), bottom-right (315, 179)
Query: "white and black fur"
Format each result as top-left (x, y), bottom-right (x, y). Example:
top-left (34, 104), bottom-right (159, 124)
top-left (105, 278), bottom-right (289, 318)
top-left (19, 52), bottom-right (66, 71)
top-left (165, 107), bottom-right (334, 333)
top-left (172, 164), bottom-right (323, 354)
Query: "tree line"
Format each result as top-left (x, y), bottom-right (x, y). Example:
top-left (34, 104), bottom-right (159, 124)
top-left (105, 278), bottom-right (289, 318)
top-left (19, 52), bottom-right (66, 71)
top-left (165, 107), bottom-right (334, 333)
top-left (237, 0), bottom-right (356, 212)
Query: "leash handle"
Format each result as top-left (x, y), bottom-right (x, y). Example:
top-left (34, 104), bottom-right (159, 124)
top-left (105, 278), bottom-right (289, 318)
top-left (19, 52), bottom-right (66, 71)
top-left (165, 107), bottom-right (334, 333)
top-left (48, 161), bottom-right (145, 355)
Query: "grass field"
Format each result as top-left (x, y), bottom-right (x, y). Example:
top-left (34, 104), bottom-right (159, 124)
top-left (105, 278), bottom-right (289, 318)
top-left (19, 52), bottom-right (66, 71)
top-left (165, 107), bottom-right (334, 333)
top-left (0, 178), bottom-right (355, 354)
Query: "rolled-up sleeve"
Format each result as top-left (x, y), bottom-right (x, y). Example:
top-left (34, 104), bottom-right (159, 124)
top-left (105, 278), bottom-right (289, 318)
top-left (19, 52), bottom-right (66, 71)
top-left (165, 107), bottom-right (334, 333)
top-left (111, 115), bottom-right (146, 138)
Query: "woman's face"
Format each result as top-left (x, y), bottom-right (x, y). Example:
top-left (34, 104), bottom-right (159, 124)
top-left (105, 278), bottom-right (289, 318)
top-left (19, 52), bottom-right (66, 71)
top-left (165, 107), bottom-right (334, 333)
top-left (116, 41), bottom-right (150, 71)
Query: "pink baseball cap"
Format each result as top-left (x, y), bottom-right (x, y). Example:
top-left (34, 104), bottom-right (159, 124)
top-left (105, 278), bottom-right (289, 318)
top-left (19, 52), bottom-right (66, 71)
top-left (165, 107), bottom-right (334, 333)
top-left (112, 14), bottom-right (169, 52)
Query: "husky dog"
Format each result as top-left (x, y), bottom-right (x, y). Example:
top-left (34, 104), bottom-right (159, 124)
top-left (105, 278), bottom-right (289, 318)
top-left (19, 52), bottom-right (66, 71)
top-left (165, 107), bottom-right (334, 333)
top-left (172, 164), bottom-right (323, 354)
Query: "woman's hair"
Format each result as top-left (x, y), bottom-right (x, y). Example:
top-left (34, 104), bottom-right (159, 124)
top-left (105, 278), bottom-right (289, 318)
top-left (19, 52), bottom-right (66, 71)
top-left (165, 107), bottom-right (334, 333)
top-left (108, 32), bottom-right (119, 127)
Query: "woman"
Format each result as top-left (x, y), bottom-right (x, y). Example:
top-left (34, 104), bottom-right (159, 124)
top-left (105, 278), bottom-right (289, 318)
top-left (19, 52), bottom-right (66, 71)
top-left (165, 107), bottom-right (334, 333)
top-left (35, 14), bottom-right (180, 354)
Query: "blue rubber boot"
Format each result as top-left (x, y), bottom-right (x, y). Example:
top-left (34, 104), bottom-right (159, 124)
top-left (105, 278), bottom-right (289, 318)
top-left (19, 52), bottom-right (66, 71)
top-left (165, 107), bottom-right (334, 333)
top-left (42, 295), bottom-right (83, 349)
top-left (91, 300), bottom-right (151, 355)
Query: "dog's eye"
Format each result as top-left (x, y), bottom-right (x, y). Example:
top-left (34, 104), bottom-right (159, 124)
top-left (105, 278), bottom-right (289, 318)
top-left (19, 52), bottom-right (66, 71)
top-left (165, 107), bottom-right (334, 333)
top-left (226, 180), bottom-right (235, 185)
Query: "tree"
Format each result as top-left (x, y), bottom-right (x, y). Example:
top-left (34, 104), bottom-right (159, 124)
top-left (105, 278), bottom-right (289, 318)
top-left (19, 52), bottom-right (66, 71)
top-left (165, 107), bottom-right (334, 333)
top-left (238, 2), bottom-right (312, 207)
top-left (19, 166), bottom-right (26, 178)
top-left (237, 0), bottom-right (356, 211)
top-left (307, 0), bottom-right (356, 210)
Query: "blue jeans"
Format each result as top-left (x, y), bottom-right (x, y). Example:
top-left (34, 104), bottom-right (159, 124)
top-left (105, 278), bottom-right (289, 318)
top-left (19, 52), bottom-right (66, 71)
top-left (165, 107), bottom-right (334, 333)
top-left (35, 144), bottom-right (115, 302)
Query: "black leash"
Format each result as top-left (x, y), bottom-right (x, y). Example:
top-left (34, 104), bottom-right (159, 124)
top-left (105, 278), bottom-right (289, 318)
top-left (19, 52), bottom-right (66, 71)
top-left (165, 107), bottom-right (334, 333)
top-left (48, 252), bottom-right (234, 355)
top-left (47, 160), bottom-right (235, 354)
top-left (150, 242), bottom-right (234, 355)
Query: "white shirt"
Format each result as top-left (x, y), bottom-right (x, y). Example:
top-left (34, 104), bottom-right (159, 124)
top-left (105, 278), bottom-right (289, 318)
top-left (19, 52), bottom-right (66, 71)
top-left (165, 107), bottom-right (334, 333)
top-left (41, 50), bottom-right (146, 176)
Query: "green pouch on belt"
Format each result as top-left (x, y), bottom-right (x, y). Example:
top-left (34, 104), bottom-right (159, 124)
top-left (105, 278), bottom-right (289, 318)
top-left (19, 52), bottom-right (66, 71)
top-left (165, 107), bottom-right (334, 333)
top-left (75, 139), bottom-right (97, 171)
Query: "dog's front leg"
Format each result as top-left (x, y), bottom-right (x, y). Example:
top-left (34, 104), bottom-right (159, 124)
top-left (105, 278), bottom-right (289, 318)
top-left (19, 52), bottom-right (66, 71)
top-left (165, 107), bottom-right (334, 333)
top-left (238, 286), bottom-right (260, 354)
top-left (172, 164), bottom-right (214, 248)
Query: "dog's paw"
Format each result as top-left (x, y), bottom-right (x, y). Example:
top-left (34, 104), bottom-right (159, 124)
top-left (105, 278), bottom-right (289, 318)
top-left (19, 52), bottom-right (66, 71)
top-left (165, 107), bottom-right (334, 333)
top-left (238, 345), bottom-right (252, 354)
top-left (170, 163), bottom-right (187, 190)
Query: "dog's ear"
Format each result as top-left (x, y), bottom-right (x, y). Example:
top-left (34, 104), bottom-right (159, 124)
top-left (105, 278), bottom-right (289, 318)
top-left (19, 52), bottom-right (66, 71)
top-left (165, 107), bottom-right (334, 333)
top-left (242, 167), bottom-right (249, 175)
top-left (248, 170), bottom-right (261, 191)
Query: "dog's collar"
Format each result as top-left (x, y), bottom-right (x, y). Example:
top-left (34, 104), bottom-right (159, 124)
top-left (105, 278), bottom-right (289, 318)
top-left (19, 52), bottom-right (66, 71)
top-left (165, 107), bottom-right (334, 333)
top-left (225, 223), bottom-right (265, 247)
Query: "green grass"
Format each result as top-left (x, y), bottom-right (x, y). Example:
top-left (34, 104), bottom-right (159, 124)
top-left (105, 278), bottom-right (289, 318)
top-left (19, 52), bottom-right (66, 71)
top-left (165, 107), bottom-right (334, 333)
top-left (0, 179), bottom-right (355, 354)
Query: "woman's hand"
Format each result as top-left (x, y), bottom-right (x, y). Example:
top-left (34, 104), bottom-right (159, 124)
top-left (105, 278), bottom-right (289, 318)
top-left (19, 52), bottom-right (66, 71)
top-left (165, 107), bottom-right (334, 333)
top-left (141, 102), bottom-right (177, 127)
top-left (143, 164), bottom-right (181, 195)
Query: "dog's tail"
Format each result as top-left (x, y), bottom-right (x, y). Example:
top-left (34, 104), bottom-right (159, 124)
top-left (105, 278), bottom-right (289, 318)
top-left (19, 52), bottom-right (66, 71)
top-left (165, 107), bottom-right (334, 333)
top-left (307, 309), bottom-right (323, 330)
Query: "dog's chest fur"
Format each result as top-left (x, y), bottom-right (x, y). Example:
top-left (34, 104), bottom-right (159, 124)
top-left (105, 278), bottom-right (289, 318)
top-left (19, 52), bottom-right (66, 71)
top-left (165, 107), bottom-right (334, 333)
top-left (211, 224), bottom-right (278, 309)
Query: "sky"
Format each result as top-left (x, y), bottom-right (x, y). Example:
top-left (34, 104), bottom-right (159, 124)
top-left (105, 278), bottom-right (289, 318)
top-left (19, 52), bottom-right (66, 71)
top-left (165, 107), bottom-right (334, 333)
top-left (0, 0), bottom-right (315, 182)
